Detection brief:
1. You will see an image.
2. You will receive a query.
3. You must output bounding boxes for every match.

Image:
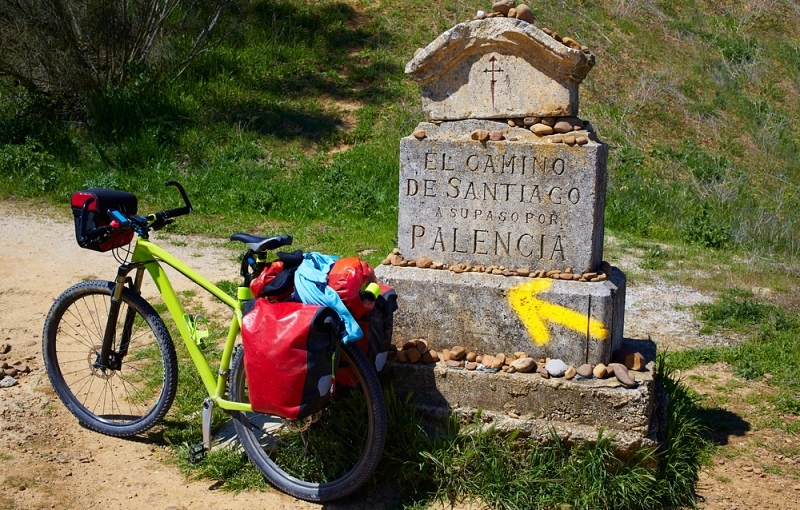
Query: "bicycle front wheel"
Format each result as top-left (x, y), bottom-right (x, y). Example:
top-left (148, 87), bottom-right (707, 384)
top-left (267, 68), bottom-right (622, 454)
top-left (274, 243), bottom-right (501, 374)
top-left (42, 280), bottom-right (178, 437)
top-left (228, 341), bottom-right (387, 502)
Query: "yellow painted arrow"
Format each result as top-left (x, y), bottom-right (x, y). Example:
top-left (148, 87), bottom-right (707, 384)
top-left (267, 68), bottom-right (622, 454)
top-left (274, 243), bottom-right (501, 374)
top-left (506, 279), bottom-right (608, 346)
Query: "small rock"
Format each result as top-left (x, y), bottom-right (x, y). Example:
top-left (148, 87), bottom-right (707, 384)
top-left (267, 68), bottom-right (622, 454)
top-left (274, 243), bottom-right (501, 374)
top-left (445, 359), bottom-right (465, 368)
top-left (593, 363), bottom-right (607, 379)
top-left (466, 352), bottom-right (477, 362)
top-left (0, 343), bottom-right (9, 354)
top-left (4, 367), bottom-right (18, 377)
top-left (407, 260), bottom-right (417, 267)
top-left (399, 260), bottom-right (409, 267)
top-left (542, 27), bottom-right (552, 35)
top-left (513, 351), bottom-right (528, 359)
top-left (553, 120), bottom-right (573, 133)
top-left (466, 362), bottom-right (478, 371)
top-left (416, 256), bottom-right (433, 268)
top-left (563, 135), bottom-right (576, 146)
top-left (508, 412), bottom-right (519, 419)
top-left (523, 116), bottom-right (541, 126)
top-left (537, 366), bottom-right (550, 378)
top-left (471, 129), bottom-right (490, 142)
top-left (552, 32), bottom-right (562, 42)
top-left (516, 268), bottom-right (530, 276)
top-left (413, 129), bottom-right (427, 140)
top-left (475, 10), bottom-right (486, 19)
top-left (561, 37), bottom-right (582, 50)
top-left (506, 366), bottom-right (516, 373)
top-left (501, 365), bottom-right (510, 372)
top-left (608, 363), bottom-right (636, 387)
top-left (421, 350), bottom-right (437, 363)
top-left (743, 466), bottom-right (753, 472)
top-left (531, 124), bottom-right (553, 136)
top-left (392, 248), bottom-right (401, 255)
top-left (495, 353), bottom-right (506, 365)
top-left (415, 340), bottom-right (428, 354)
top-left (508, 7), bottom-right (517, 18)
top-left (492, 0), bottom-right (514, 15)
top-left (507, 119), bottom-right (516, 127)
top-left (540, 117), bottom-right (556, 127)
top-left (0, 376), bottom-right (17, 388)
top-left (488, 356), bottom-right (504, 370)
top-left (559, 273), bottom-right (573, 280)
top-left (612, 349), bottom-right (646, 371)
top-left (395, 350), bottom-right (408, 363)
top-left (545, 359), bottom-right (568, 377)
top-left (475, 355), bottom-right (483, 364)
top-left (492, 269), bottom-right (503, 275)
top-left (450, 346), bottom-right (467, 361)
top-left (576, 136), bottom-right (588, 145)
top-left (388, 254), bottom-right (402, 266)
top-left (515, 4), bottom-right (535, 23)
top-left (441, 348), bottom-right (451, 361)
top-left (402, 340), bottom-right (418, 350)
top-left (406, 348), bottom-right (422, 364)
top-left (490, 130), bottom-right (504, 141)
top-left (511, 357), bottom-right (536, 373)
top-left (482, 355), bottom-right (495, 368)
top-left (565, 366), bottom-right (577, 380)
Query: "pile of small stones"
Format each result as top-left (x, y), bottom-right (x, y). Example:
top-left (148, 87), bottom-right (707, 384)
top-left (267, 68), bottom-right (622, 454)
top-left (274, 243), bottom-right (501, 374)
top-left (382, 249), bottom-right (613, 283)
top-left (472, 1), bottom-right (593, 58)
top-left (0, 342), bottom-right (30, 388)
top-left (391, 342), bottom-right (647, 389)
top-left (413, 119), bottom-right (593, 144)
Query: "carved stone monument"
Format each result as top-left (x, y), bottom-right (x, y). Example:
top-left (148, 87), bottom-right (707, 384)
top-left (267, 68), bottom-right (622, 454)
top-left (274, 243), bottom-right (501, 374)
top-left (377, 16), bottom-right (625, 367)
top-left (375, 15), bottom-right (655, 453)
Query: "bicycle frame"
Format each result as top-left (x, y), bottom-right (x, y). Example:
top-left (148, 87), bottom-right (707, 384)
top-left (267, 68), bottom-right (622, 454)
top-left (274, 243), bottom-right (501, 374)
top-left (108, 236), bottom-right (255, 413)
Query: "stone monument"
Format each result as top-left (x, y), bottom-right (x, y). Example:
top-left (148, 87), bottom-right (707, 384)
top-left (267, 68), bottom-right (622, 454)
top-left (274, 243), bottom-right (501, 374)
top-left (375, 12), bottom-right (658, 452)
top-left (377, 16), bottom-right (625, 367)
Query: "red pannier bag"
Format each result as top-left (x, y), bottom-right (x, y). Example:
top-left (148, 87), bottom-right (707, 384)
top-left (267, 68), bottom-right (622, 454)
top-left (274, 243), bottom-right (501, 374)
top-left (327, 257), bottom-right (378, 320)
top-left (241, 299), bottom-right (341, 420)
top-left (71, 188), bottom-right (138, 252)
top-left (337, 285), bottom-right (397, 386)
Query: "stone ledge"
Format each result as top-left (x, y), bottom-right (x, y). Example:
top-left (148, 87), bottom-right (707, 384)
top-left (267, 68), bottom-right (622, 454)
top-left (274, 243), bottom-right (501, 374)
top-left (375, 265), bottom-right (626, 366)
top-left (389, 338), bottom-right (660, 456)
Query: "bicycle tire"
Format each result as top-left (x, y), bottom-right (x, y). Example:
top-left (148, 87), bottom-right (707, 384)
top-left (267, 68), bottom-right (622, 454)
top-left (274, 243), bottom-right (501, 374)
top-left (42, 280), bottom-right (178, 437)
top-left (228, 341), bottom-right (387, 502)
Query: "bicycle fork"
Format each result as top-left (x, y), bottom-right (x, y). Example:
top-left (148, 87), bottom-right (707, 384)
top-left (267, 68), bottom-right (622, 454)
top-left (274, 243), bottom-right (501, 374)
top-left (97, 266), bottom-right (144, 373)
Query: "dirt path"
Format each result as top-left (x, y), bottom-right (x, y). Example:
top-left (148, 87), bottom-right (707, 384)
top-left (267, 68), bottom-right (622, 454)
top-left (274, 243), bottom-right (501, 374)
top-left (0, 199), bottom-right (797, 509)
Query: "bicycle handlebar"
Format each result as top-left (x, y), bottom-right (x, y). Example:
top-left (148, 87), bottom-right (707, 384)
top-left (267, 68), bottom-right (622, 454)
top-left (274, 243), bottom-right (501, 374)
top-left (79, 181), bottom-right (194, 246)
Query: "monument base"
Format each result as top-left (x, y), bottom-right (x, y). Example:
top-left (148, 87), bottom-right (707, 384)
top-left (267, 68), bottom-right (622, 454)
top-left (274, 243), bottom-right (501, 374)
top-left (375, 265), bottom-right (626, 367)
top-left (390, 339), bottom-right (662, 457)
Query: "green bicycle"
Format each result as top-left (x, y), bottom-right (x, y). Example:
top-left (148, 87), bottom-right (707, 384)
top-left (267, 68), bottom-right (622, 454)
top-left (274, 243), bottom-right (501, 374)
top-left (41, 182), bottom-right (388, 502)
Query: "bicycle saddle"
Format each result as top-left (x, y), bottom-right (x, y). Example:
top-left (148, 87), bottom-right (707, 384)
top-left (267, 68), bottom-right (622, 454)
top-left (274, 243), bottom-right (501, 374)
top-left (230, 233), bottom-right (293, 252)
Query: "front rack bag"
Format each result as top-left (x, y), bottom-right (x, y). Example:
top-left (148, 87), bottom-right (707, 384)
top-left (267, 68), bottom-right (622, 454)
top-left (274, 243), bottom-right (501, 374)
top-left (71, 188), bottom-right (138, 252)
top-left (241, 299), bottom-right (341, 420)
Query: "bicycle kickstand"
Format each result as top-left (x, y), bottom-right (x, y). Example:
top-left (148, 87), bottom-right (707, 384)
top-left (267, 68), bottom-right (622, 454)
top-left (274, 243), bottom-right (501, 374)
top-left (188, 398), bottom-right (214, 464)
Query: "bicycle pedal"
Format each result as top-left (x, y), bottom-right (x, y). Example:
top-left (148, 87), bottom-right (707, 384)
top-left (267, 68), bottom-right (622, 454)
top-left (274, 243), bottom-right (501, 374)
top-left (188, 443), bottom-right (207, 464)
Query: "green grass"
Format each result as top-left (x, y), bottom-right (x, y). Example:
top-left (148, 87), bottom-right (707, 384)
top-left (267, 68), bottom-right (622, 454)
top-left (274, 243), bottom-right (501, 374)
top-left (665, 289), bottom-right (800, 430)
top-left (1, 0), bottom-right (800, 264)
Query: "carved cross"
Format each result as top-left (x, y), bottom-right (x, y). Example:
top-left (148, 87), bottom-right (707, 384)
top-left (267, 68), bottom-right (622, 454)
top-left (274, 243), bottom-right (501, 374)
top-left (483, 56), bottom-right (504, 108)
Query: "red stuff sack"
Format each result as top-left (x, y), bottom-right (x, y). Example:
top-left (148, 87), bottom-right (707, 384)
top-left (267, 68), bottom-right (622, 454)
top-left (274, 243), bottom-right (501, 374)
top-left (337, 285), bottom-right (397, 386)
top-left (249, 260), bottom-right (285, 299)
top-left (71, 188), bottom-right (138, 252)
top-left (241, 299), bottom-right (341, 420)
top-left (327, 257), bottom-right (378, 320)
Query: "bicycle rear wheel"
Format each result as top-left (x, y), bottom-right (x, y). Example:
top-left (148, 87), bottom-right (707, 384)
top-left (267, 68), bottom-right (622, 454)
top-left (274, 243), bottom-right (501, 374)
top-left (228, 341), bottom-right (387, 502)
top-left (42, 280), bottom-right (178, 437)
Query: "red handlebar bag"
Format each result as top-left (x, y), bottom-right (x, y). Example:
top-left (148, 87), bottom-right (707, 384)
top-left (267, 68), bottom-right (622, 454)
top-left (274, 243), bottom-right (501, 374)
top-left (327, 257), bottom-right (378, 320)
top-left (337, 285), bottom-right (397, 386)
top-left (71, 188), bottom-right (138, 252)
top-left (241, 299), bottom-right (341, 420)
